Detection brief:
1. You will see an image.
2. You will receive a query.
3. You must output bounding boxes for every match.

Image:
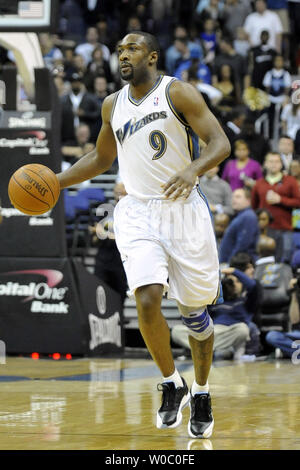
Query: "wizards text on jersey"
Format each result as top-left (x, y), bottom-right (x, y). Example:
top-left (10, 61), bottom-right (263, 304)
top-left (116, 111), bottom-right (167, 145)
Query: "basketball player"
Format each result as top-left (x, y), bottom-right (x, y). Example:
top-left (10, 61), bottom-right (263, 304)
top-left (57, 32), bottom-right (230, 438)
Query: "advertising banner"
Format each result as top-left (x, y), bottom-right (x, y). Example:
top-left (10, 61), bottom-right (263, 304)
top-left (0, 123), bottom-right (66, 257)
top-left (0, 257), bottom-right (86, 354)
top-left (72, 259), bottom-right (124, 355)
top-left (0, 257), bottom-right (124, 355)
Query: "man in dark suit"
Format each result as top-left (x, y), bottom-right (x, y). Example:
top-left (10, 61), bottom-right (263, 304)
top-left (60, 73), bottom-right (101, 145)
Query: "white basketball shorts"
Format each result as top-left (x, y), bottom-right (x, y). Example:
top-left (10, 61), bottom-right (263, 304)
top-left (113, 187), bottom-right (220, 307)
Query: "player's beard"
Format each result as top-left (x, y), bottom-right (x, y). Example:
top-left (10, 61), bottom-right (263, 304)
top-left (120, 65), bottom-right (134, 81)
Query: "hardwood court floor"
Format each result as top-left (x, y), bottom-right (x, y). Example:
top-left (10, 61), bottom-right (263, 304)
top-left (0, 356), bottom-right (299, 450)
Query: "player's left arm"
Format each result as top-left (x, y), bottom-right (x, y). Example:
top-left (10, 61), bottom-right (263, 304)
top-left (163, 80), bottom-right (231, 200)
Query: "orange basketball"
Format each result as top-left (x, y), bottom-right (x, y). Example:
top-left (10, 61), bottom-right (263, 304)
top-left (8, 164), bottom-right (60, 215)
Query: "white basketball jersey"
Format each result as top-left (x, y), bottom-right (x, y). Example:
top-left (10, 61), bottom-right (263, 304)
top-left (111, 75), bottom-right (200, 200)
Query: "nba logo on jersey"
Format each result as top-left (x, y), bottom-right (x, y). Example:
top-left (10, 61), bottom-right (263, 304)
top-left (154, 96), bottom-right (159, 106)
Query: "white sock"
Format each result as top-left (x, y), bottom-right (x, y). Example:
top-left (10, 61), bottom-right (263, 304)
top-left (191, 380), bottom-right (209, 396)
top-left (163, 369), bottom-right (183, 388)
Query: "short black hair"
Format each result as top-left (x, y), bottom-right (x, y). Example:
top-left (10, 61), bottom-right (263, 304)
top-left (230, 252), bottom-right (254, 272)
top-left (127, 31), bottom-right (160, 58)
top-left (222, 277), bottom-right (237, 301)
top-left (255, 208), bottom-right (274, 223)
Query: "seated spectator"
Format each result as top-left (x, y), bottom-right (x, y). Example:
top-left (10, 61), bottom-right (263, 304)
top-left (222, 140), bottom-right (263, 191)
top-left (239, 118), bottom-right (270, 165)
top-left (85, 46), bottom-right (113, 92)
top-left (277, 135), bottom-right (297, 172)
top-left (61, 123), bottom-right (95, 167)
top-left (222, 106), bottom-right (247, 152)
top-left (200, 18), bottom-right (217, 64)
top-left (247, 30), bottom-right (277, 90)
top-left (60, 73), bottom-right (101, 145)
top-left (255, 234), bottom-right (278, 263)
top-left (251, 152), bottom-right (300, 262)
top-left (256, 208), bottom-right (283, 261)
top-left (210, 265), bottom-right (261, 360)
top-left (214, 213), bottom-right (231, 250)
top-left (214, 63), bottom-right (239, 112)
top-left (229, 252), bottom-right (255, 278)
top-left (165, 25), bottom-right (203, 76)
top-left (53, 69), bottom-right (69, 97)
top-left (39, 33), bottom-right (64, 70)
top-left (174, 41), bottom-right (211, 84)
top-left (263, 54), bottom-right (291, 105)
top-left (93, 75), bottom-right (110, 104)
top-left (171, 264), bottom-right (260, 361)
top-left (243, 0), bottom-right (283, 52)
top-left (219, 188), bottom-right (259, 263)
top-left (91, 76), bottom-right (110, 134)
top-left (281, 104), bottom-right (300, 141)
top-left (212, 36), bottom-right (248, 102)
top-left (125, 15), bottom-right (143, 35)
top-left (229, 251), bottom-right (263, 355)
top-left (233, 27), bottom-right (250, 58)
top-left (64, 53), bottom-right (88, 84)
top-left (199, 165), bottom-right (234, 217)
top-left (187, 66), bottom-right (223, 106)
top-left (75, 26), bottom-right (110, 66)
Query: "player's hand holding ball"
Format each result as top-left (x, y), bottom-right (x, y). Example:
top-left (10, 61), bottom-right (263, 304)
top-left (8, 164), bottom-right (60, 215)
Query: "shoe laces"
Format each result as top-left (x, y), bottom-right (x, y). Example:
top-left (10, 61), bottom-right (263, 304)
top-left (157, 382), bottom-right (181, 411)
top-left (192, 394), bottom-right (212, 421)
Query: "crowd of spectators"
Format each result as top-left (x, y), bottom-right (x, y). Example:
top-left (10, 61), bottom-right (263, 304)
top-left (1, 0), bottom-right (300, 360)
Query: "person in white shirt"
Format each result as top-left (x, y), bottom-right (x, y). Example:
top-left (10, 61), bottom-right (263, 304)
top-left (281, 103), bottom-right (300, 140)
top-left (277, 135), bottom-right (296, 171)
top-left (186, 67), bottom-right (222, 106)
top-left (75, 27), bottom-right (110, 66)
top-left (243, 0), bottom-right (283, 52)
top-left (263, 54), bottom-right (291, 104)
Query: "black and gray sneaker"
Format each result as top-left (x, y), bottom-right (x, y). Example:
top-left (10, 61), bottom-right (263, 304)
top-left (156, 377), bottom-right (190, 429)
top-left (188, 393), bottom-right (214, 438)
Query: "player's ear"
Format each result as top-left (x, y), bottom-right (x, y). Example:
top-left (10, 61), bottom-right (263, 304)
top-left (149, 51), bottom-right (158, 66)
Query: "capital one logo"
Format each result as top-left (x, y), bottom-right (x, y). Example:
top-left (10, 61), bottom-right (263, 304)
top-left (0, 270), bottom-right (69, 314)
top-left (0, 269), bottom-right (64, 301)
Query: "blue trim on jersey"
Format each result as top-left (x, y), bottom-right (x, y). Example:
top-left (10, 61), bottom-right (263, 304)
top-left (128, 74), bottom-right (163, 106)
top-left (165, 79), bottom-right (189, 126)
top-left (186, 127), bottom-right (200, 161)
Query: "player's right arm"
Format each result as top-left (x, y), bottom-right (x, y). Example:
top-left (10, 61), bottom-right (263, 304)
top-left (57, 94), bottom-right (117, 189)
